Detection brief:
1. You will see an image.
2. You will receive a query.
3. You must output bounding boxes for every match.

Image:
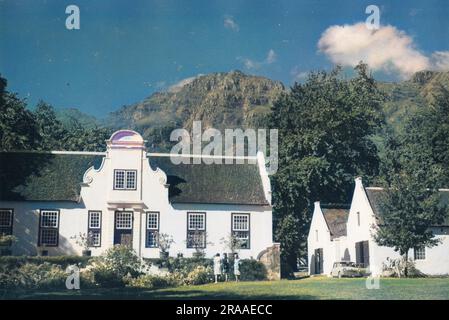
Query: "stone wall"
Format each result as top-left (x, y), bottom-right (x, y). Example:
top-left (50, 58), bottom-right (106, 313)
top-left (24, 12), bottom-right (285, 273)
top-left (257, 243), bottom-right (281, 280)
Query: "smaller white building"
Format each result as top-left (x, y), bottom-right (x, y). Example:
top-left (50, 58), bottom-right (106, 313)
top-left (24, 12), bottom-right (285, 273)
top-left (308, 177), bottom-right (449, 276)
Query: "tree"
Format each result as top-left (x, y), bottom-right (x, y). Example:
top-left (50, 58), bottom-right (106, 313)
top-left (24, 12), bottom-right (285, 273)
top-left (394, 84), bottom-right (449, 187)
top-left (34, 101), bottom-right (67, 150)
top-left (267, 63), bottom-right (385, 273)
top-left (0, 75), bottom-right (39, 151)
top-left (374, 173), bottom-right (448, 277)
top-left (375, 83), bottom-right (449, 277)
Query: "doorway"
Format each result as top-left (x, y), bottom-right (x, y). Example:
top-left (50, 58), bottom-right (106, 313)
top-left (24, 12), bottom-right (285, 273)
top-left (355, 241), bottom-right (370, 267)
top-left (114, 211), bottom-right (133, 247)
top-left (314, 248), bottom-right (323, 274)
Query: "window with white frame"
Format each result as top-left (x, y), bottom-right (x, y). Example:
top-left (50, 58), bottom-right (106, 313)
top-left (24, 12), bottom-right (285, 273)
top-left (39, 210), bottom-right (59, 247)
top-left (414, 247), bottom-right (426, 260)
top-left (0, 209), bottom-right (13, 236)
top-left (88, 211), bottom-right (102, 247)
top-left (114, 170), bottom-right (137, 190)
top-left (357, 212), bottom-right (361, 226)
top-left (146, 212), bottom-right (159, 248)
top-left (187, 212), bottom-right (206, 248)
top-left (115, 211), bottom-right (133, 229)
top-left (232, 213), bottom-right (250, 249)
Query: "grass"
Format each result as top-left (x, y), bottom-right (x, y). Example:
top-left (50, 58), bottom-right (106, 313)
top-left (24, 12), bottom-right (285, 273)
top-left (2, 277), bottom-right (449, 300)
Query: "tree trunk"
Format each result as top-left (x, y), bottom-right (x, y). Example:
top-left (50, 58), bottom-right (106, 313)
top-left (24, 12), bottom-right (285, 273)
top-left (404, 252), bottom-right (409, 278)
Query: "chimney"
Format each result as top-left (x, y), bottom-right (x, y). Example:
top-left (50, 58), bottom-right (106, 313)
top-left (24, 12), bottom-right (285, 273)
top-left (355, 176), bottom-right (363, 188)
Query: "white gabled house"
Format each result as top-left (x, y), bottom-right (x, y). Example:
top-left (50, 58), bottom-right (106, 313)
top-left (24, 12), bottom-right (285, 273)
top-left (0, 130), bottom-right (279, 277)
top-left (307, 203), bottom-right (349, 275)
top-left (308, 177), bottom-right (449, 276)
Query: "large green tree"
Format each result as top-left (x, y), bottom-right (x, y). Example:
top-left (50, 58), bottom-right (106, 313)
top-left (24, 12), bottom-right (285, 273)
top-left (0, 75), bottom-right (39, 151)
top-left (375, 84), bottom-right (449, 277)
top-left (374, 173), bottom-right (447, 277)
top-left (268, 63), bottom-right (385, 273)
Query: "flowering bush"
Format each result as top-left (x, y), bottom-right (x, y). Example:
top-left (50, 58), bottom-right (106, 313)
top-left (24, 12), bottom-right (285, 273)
top-left (0, 262), bottom-right (66, 289)
top-left (184, 265), bottom-right (213, 285)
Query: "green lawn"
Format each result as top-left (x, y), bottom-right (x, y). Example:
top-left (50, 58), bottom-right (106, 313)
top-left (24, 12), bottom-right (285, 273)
top-left (2, 277), bottom-right (449, 300)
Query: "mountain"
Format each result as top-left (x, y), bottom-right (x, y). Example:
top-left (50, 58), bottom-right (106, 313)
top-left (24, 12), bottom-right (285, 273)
top-left (107, 70), bottom-right (284, 150)
top-left (379, 70), bottom-right (449, 134)
top-left (105, 69), bottom-right (449, 151)
top-left (56, 108), bottom-right (100, 129)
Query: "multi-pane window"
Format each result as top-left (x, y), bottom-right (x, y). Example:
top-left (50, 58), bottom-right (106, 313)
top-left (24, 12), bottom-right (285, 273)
top-left (0, 209), bottom-right (13, 236)
top-left (146, 212), bottom-right (159, 248)
top-left (187, 212), bottom-right (206, 248)
top-left (414, 247), bottom-right (426, 260)
top-left (114, 170), bottom-right (137, 190)
top-left (115, 211), bottom-right (133, 229)
top-left (88, 211), bottom-right (102, 247)
top-left (232, 213), bottom-right (250, 249)
top-left (39, 210), bottom-right (59, 247)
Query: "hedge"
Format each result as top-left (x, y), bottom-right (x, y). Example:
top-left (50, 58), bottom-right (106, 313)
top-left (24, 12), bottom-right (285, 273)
top-left (0, 255), bottom-right (93, 269)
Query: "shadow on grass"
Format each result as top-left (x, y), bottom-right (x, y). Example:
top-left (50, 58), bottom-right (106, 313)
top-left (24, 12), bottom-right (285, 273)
top-left (1, 286), bottom-right (317, 300)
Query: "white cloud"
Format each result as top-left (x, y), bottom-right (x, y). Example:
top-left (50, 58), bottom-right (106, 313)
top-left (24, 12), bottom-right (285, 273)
top-left (290, 66), bottom-right (308, 82)
top-left (224, 16), bottom-right (239, 32)
top-left (431, 51), bottom-right (449, 71)
top-left (266, 49), bottom-right (277, 64)
top-left (318, 22), bottom-right (431, 79)
top-left (168, 75), bottom-right (203, 93)
top-left (239, 49), bottom-right (277, 70)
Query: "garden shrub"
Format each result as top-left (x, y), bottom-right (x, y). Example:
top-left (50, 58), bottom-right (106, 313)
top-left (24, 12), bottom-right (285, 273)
top-left (2, 263), bottom-right (67, 289)
top-left (99, 245), bottom-right (142, 278)
top-left (145, 257), bottom-right (213, 274)
top-left (0, 255), bottom-right (92, 269)
top-left (184, 265), bottom-right (214, 285)
top-left (91, 266), bottom-right (125, 288)
top-left (126, 274), bottom-right (173, 289)
top-left (239, 259), bottom-right (267, 281)
top-left (89, 245), bottom-right (143, 287)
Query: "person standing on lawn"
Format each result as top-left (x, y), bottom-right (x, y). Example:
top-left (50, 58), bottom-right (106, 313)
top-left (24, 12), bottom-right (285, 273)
top-left (233, 253), bottom-right (241, 282)
top-left (222, 253), bottom-right (230, 282)
top-left (213, 253), bottom-right (222, 283)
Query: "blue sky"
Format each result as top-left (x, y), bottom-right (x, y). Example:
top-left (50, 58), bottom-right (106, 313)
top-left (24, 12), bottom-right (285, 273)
top-left (1, 0), bottom-right (448, 117)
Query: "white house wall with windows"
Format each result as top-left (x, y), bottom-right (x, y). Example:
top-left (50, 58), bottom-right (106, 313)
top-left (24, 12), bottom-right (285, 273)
top-left (308, 177), bottom-right (449, 276)
top-left (0, 130), bottom-right (276, 262)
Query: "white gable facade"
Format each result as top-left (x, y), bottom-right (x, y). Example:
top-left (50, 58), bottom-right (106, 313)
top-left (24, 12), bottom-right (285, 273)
top-left (0, 130), bottom-right (276, 262)
top-left (308, 177), bottom-right (449, 276)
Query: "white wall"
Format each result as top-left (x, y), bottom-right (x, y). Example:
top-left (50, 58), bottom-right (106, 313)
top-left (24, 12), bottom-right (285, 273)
top-left (307, 202), bottom-right (334, 275)
top-left (2, 132), bottom-right (274, 260)
top-left (307, 177), bottom-right (449, 277)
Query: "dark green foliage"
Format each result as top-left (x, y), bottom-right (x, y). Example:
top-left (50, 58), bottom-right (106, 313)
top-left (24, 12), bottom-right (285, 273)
top-left (268, 63), bottom-right (385, 271)
top-left (92, 266), bottom-right (126, 288)
top-left (0, 75), bottom-right (39, 151)
top-left (375, 85), bottom-right (449, 276)
top-left (374, 174), bottom-right (448, 276)
top-left (0, 74), bottom-right (111, 152)
top-left (145, 257), bottom-right (213, 273)
top-left (0, 255), bottom-right (92, 268)
top-left (238, 259), bottom-right (267, 281)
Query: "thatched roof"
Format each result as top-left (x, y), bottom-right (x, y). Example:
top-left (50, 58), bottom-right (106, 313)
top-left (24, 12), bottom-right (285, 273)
top-left (321, 206), bottom-right (350, 240)
top-left (365, 187), bottom-right (449, 226)
top-left (0, 152), bottom-right (269, 205)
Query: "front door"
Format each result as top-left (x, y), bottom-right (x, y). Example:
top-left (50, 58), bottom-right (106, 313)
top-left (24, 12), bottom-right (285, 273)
top-left (114, 211), bottom-right (133, 247)
top-left (314, 248), bottom-right (323, 274)
top-left (355, 241), bottom-right (370, 267)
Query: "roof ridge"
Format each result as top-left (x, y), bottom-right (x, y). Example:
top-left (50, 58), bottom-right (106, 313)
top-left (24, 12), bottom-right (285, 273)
top-left (0, 150), bottom-right (105, 155)
top-left (0, 150), bottom-right (258, 160)
top-left (148, 153), bottom-right (258, 160)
